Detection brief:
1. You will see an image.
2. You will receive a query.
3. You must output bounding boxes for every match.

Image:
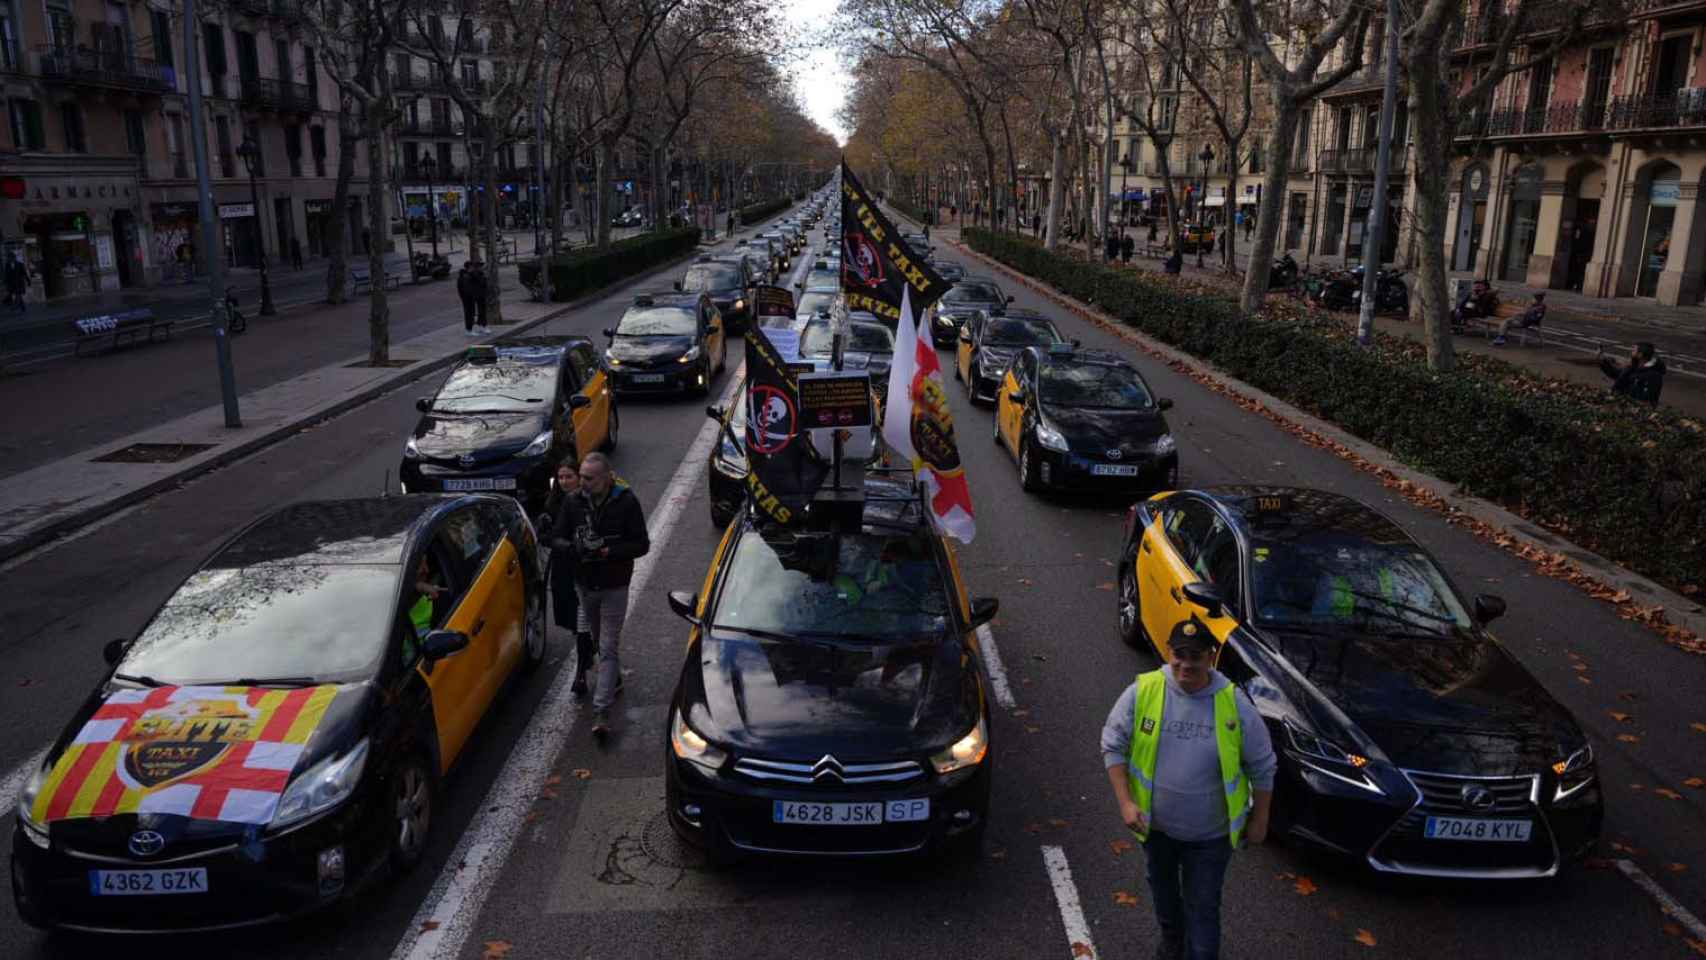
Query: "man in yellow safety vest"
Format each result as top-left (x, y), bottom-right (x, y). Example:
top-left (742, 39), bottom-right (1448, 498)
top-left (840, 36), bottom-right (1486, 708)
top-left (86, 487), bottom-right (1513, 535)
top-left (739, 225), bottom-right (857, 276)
top-left (1101, 617), bottom-right (1278, 960)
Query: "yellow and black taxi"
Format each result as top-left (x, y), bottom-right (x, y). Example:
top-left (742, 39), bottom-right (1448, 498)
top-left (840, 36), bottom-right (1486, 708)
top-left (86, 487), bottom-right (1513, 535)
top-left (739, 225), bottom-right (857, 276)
top-left (603, 291), bottom-right (729, 397)
top-left (662, 473), bottom-right (998, 862)
top-left (930, 275), bottom-right (1011, 349)
top-left (1179, 222), bottom-right (1215, 253)
top-left (1115, 486), bottom-right (1603, 878)
top-left (995, 343), bottom-right (1178, 494)
top-left (677, 254), bottom-right (754, 333)
top-left (11, 495), bottom-right (547, 932)
top-left (401, 339), bottom-right (615, 517)
top-left (955, 309), bottom-right (1066, 405)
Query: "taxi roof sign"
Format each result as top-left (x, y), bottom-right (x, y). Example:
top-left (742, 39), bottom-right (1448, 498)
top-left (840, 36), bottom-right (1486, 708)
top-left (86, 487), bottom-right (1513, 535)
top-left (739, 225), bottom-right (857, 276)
top-left (1250, 493), bottom-right (1295, 516)
top-left (466, 344), bottom-right (499, 363)
top-left (1047, 341), bottom-right (1076, 356)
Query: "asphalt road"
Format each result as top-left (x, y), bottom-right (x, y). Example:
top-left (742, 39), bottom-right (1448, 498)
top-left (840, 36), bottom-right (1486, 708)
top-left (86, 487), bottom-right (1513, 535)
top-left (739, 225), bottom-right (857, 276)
top-left (1, 223), bottom-right (1702, 959)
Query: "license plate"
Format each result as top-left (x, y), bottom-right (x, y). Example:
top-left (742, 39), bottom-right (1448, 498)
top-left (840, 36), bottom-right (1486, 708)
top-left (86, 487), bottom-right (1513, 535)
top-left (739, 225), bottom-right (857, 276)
top-left (89, 868), bottom-right (208, 896)
top-left (772, 798), bottom-right (930, 826)
top-left (442, 477), bottom-right (515, 492)
top-left (1091, 464), bottom-right (1141, 477)
top-left (631, 374), bottom-right (666, 384)
top-left (1423, 817), bottom-right (1533, 842)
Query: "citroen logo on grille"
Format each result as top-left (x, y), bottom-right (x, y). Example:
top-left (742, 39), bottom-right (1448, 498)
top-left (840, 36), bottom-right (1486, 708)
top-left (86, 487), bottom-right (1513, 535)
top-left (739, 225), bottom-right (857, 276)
top-left (128, 830), bottom-right (165, 857)
top-left (1461, 785), bottom-right (1496, 811)
top-left (811, 755), bottom-right (845, 783)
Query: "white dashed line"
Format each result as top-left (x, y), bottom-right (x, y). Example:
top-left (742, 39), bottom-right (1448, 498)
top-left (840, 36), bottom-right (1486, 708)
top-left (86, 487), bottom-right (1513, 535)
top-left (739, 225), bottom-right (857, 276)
top-left (976, 624), bottom-right (1017, 709)
top-left (1617, 858), bottom-right (1706, 941)
top-left (1042, 844), bottom-right (1099, 960)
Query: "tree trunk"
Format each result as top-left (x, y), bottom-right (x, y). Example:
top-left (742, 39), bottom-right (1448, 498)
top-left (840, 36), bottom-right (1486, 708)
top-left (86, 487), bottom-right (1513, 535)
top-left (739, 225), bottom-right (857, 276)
top-left (1239, 97), bottom-right (1300, 315)
top-left (327, 108), bottom-right (359, 304)
top-left (482, 128), bottom-right (503, 323)
top-left (1408, 50), bottom-right (1455, 372)
top-left (1045, 132), bottom-right (1065, 250)
top-left (364, 100), bottom-right (390, 364)
top-left (1223, 141), bottom-right (1240, 273)
top-left (595, 138), bottom-right (614, 247)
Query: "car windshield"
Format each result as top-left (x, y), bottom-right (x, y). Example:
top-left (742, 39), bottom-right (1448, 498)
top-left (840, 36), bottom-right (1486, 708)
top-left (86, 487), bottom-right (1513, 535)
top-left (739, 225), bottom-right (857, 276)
top-left (616, 306), bottom-right (697, 337)
top-left (944, 282), bottom-right (1002, 304)
top-left (432, 359), bottom-right (556, 412)
top-left (712, 528), bottom-right (953, 639)
top-left (796, 292), bottom-right (837, 318)
top-left (801, 321), bottom-right (894, 356)
top-left (683, 264), bottom-right (741, 292)
top-left (985, 318), bottom-right (1060, 347)
top-left (1041, 362), bottom-right (1155, 409)
top-left (120, 564), bottom-right (396, 684)
top-left (1249, 534), bottom-right (1473, 636)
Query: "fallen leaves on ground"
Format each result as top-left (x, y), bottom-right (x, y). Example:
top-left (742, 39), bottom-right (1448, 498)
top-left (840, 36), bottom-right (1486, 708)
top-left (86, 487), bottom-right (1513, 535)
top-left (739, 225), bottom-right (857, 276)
top-left (989, 849), bottom-right (1007, 861)
top-left (420, 920), bottom-right (440, 932)
top-left (1684, 777), bottom-right (1705, 788)
top-left (1610, 712), bottom-right (1633, 722)
top-left (1292, 875), bottom-right (1318, 896)
top-left (1617, 734), bottom-right (1641, 743)
top-left (1112, 890), bottom-right (1140, 907)
top-left (1071, 942), bottom-right (1095, 958)
top-left (1048, 818), bottom-right (1070, 829)
top-left (1693, 722), bottom-right (1706, 734)
top-left (1611, 840), bottom-right (1644, 855)
top-left (1667, 863), bottom-right (1688, 873)
top-left (543, 775), bottom-right (562, 787)
top-left (1109, 838), bottom-right (1134, 857)
top-left (1685, 939), bottom-right (1706, 958)
top-left (481, 941), bottom-right (514, 960)
top-left (1618, 690), bottom-right (1640, 702)
top-left (1354, 929), bottom-right (1378, 947)
top-left (1096, 582), bottom-right (1116, 591)
top-left (1655, 787), bottom-right (1684, 800)
top-left (573, 768), bottom-right (593, 780)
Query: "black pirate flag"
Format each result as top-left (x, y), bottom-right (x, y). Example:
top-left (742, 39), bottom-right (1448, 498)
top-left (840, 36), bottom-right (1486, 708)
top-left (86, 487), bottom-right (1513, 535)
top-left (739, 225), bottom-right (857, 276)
top-left (742, 325), bottom-right (828, 525)
top-left (840, 160), bottom-right (949, 323)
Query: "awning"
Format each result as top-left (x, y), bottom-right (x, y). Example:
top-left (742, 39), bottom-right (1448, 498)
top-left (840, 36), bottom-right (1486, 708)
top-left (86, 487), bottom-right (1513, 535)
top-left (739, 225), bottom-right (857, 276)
top-left (1204, 195), bottom-right (1226, 207)
top-left (1122, 189), bottom-right (1146, 201)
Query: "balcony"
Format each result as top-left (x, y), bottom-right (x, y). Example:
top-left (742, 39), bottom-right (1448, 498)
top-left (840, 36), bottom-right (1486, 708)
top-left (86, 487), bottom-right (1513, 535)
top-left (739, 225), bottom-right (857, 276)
top-left (241, 76), bottom-right (316, 111)
top-left (234, 0), bottom-right (304, 20)
top-left (36, 46), bottom-right (174, 94)
top-left (401, 164), bottom-right (467, 183)
top-left (401, 116), bottom-right (464, 136)
top-left (1629, 0), bottom-right (1706, 17)
top-left (392, 72), bottom-right (486, 96)
top-left (1318, 147), bottom-right (1377, 173)
top-left (1455, 2), bottom-right (1619, 51)
top-left (1606, 89), bottom-right (1706, 129)
top-left (1320, 64), bottom-right (1389, 99)
top-left (1456, 90), bottom-right (1706, 138)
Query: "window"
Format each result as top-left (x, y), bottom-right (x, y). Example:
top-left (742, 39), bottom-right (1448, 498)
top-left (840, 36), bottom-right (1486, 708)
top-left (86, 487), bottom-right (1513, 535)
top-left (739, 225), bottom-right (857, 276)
top-left (286, 124), bottom-right (303, 176)
top-left (569, 345), bottom-right (598, 388)
top-left (125, 109), bottom-right (146, 156)
top-left (235, 29), bottom-right (259, 82)
top-left (1249, 138), bottom-right (1264, 174)
top-left (275, 38), bottom-right (291, 81)
top-left (460, 59), bottom-right (478, 88)
top-left (403, 139), bottom-right (420, 173)
top-left (303, 45), bottom-right (318, 107)
top-left (215, 115), bottom-right (234, 177)
top-left (151, 10), bottom-right (173, 68)
top-left (47, 3), bottom-right (75, 50)
top-left (1, 8), bottom-right (18, 71)
top-left (243, 121), bottom-right (263, 175)
top-left (1195, 519), bottom-right (1242, 612)
top-left (168, 113), bottom-right (187, 177)
top-left (202, 22), bottom-right (226, 76)
top-left (8, 99), bottom-right (43, 150)
top-left (1293, 108), bottom-right (1311, 167)
top-left (310, 124), bottom-right (327, 177)
top-left (1162, 498), bottom-right (1219, 566)
top-left (60, 102), bottom-right (86, 152)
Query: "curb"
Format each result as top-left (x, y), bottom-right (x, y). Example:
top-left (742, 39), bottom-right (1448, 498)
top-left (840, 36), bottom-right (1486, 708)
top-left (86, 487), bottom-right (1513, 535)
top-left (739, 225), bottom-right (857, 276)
top-left (946, 234), bottom-right (1706, 651)
top-left (0, 239), bottom-right (724, 566)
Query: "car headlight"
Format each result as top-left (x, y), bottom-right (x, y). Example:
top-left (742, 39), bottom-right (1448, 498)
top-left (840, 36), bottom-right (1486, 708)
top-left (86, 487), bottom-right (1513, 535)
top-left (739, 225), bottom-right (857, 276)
top-left (931, 716), bottom-right (989, 774)
top-left (403, 436), bottom-right (421, 460)
top-left (733, 298), bottom-right (745, 311)
top-left (671, 709), bottom-right (727, 773)
top-left (1284, 720), bottom-right (1382, 795)
top-left (270, 739), bottom-right (370, 830)
top-left (1552, 744), bottom-right (1595, 802)
top-left (679, 345), bottom-right (702, 364)
top-left (1035, 418), bottom-right (1070, 453)
top-left (518, 429), bottom-right (553, 458)
top-left (16, 757), bottom-right (51, 846)
top-left (1153, 433), bottom-right (1177, 455)
top-left (604, 350), bottom-right (622, 367)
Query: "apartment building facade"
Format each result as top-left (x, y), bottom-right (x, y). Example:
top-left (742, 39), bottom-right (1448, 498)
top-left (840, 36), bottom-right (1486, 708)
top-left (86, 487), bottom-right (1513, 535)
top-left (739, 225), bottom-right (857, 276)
top-left (0, 0), bottom-right (373, 299)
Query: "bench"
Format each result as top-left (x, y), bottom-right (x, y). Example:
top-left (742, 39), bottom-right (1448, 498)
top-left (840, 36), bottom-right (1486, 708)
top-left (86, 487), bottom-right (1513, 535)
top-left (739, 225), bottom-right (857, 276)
top-left (72, 308), bottom-right (173, 356)
top-left (1142, 242), bottom-right (1170, 259)
top-left (350, 263), bottom-right (402, 294)
top-left (1464, 300), bottom-right (1541, 346)
top-left (495, 238), bottom-right (518, 264)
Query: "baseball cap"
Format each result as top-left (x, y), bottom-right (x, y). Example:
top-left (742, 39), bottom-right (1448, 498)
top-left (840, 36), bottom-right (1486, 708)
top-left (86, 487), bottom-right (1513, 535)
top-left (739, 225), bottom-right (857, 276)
top-left (1168, 617), bottom-right (1216, 656)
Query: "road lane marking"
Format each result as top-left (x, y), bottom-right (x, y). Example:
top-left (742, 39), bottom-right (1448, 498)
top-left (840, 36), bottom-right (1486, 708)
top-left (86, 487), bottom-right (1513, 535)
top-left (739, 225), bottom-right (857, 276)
top-left (391, 364), bottom-right (745, 960)
top-left (1042, 845), bottom-right (1099, 960)
top-left (0, 745), bottom-right (50, 823)
top-left (976, 624), bottom-right (1017, 709)
top-left (1617, 858), bottom-right (1706, 941)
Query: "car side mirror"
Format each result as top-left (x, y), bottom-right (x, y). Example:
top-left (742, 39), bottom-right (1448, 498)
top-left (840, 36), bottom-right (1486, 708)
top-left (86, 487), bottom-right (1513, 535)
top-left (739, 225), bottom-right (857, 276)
top-left (415, 397), bottom-right (432, 413)
top-left (668, 590), bottom-right (701, 625)
top-left (959, 330), bottom-right (973, 343)
top-left (567, 394), bottom-right (591, 409)
top-left (1008, 390), bottom-right (1025, 403)
top-left (1157, 398), bottom-right (1174, 411)
top-left (672, 281), bottom-right (683, 291)
top-left (103, 638), bottom-right (129, 666)
top-left (706, 405), bottom-right (725, 421)
top-left (1473, 594), bottom-right (1507, 625)
top-left (601, 327), bottom-right (615, 339)
top-left (968, 596), bottom-right (999, 630)
top-left (1182, 581), bottom-right (1227, 618)
top-left (421, 629), bottom-right (470, 669)
top-left (1006, 295), bottom-right (1015, 303)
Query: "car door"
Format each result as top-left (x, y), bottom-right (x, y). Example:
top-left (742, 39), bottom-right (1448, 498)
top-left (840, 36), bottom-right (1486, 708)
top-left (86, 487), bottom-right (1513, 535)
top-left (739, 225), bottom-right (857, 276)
top-left (1138, 495), bottom-right (1218, 656)
top-left (703, 300), bottom-right (725, 372)
top-left (567, 344), bottom-right (608, 457)
top-left (999, 351), bottom-right (1031, 455)
top-left (957, 312), bottom-right (983, 383)
top-left (476, 501), bottom-right (529, 674)
top-left (1191, 517), bottom-right (1245, 653)
top-left (412, 509), bottom-right (503, 772)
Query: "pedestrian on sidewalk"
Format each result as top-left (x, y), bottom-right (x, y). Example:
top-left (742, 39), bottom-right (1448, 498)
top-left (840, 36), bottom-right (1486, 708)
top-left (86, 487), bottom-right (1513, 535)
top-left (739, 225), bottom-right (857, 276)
top-left (1243, 215), bottom-right (1254, 242)
top-left (1217, 229), bottom-right (1228, 260)
top-left (1599, 342), bottom-right (1666, 406)
top-left (1492, 292), bottom-right (1545, 345)
top-left (553, 452), bottom-right (650, 737)
top-left (4, 253), bottom-right (28, 312)
top-left (727, 211), bottom-right (735, 236)
top-left (1101, 618), bottom-right (1277, 960)
top-left (456, 260), bottom-right (480, 335)
top-left (542, 457), bottom-right (597, 697)
top-left (1148, 218), bottom-right (1159, 244)
top-left (1121, 232), bottom-right (1135, 264)
top-left (1164, 249), bottom-right (1183, 275)
top-left (290, 236), bottom-right (304, 271)
top-left (1032, 212), bottom-right (1041, 237)
top-left (1105, 231), bottom-right (1120, 263)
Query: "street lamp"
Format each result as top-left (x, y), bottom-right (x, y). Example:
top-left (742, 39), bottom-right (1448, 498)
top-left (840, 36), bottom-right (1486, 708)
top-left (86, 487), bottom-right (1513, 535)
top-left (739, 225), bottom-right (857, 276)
top-left (235, 137), bottom-right (275, 316)
top-left (1197, 144), bottom-right (1215, 269)
top-left (420, 152), bottom-right (440, 259)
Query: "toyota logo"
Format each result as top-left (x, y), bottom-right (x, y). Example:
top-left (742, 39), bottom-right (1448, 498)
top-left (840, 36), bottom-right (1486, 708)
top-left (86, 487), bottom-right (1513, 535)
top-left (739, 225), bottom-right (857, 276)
top-left (1460, 785), bottom-right (1496, 811)
top-left (457, 454), bottom-right (476, 468)
top-left (1106, 449), bottom-right (1124, 461)
top-left (128, 830), bottom-right (166, 857)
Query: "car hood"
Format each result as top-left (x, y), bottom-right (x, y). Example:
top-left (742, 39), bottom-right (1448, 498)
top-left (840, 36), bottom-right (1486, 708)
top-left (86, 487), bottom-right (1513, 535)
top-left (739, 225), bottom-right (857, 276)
top-left (32, 682), bottom-right (370, 851)
top-left (682, 631), bottom-right (980, 759)
top-left (413, 410), bottom-right (547, 463)
top-left (1258, 628), bottom-right (1583, 775)
top-left (940, 299), bottom-right (999, 315)
top-left (707, 289), bottom-right (744, 305)
top-left (609, 334), bottom-right (696, 365)
top-left (1040, 404), bottom-right (1170, 456)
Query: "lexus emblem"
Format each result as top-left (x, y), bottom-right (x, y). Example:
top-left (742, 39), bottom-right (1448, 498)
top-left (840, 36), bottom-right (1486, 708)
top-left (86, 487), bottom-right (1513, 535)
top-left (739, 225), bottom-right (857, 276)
top-left (1461, 785), bottom-right (1496, 811)
top-left (128, 830), bottom-right (166, 857)
top-left (1106, 449), bottom-right (1124, 461)
top-left (811, 755), bottom-right (845, 783)
top-left (457, 454), bottom-right (476, 468)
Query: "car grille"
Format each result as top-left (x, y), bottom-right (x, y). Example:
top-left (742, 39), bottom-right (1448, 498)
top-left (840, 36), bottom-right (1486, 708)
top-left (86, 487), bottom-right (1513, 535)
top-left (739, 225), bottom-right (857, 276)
top-left (1366, 770), bottom-right (1556, 877)
top-left (733, 755), bottom-right (924, 787)
top-left (1405, 770), bottom-right (1536, 814)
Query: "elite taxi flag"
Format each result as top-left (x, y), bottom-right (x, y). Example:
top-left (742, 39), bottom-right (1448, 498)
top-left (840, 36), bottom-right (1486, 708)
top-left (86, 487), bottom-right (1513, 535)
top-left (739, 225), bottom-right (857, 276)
top-left (883, 286), bottom-right (976, 543)
top-left (743, 323), bottom-right (828, 525)
top-left (840, 160), bottom-right (949, 322)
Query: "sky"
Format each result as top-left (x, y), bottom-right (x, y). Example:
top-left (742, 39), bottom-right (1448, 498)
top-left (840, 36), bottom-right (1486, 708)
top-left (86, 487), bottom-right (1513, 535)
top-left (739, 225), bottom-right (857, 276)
top-left (779, 0), bottom-right (852, 144)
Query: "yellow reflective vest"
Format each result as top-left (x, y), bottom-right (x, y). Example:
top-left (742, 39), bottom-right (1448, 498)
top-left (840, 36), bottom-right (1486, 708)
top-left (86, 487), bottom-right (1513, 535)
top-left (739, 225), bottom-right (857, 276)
top-left (1125, 669), bottom-right (1253, 848)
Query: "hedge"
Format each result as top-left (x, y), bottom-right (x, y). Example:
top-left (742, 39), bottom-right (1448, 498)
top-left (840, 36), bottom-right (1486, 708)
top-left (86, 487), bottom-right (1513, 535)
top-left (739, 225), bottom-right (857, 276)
top-left (963, 227), bottom-right (1706, 595)
top-left (738, 197), bottom-right (792, 224)
top-left (888, 196), bottom-right (928, 226)
top-left (518, 227), bottom-right (702, 302)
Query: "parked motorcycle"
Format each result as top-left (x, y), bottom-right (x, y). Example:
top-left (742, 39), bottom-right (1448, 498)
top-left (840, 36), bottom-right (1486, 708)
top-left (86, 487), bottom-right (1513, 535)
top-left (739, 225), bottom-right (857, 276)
top-left (1346, 266), bottom-right (1411, 315)
top-left (1310, 268), bottom-right (1359, 311)
top-left (1268, 253), bottom-right (1299, 290)
top-left (412, 252), bottom-right (452, 280)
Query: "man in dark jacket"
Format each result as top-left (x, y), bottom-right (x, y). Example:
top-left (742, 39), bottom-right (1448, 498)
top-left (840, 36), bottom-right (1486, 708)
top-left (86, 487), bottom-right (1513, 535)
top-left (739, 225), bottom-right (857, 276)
top-left (456, 262), bottom-right (478, 335)
top-left (1120, 232), bottom-right (1135, 263)
top-left (1600, 342), bottom-right (1666, 406)
top-left (1105, 231), bottom-right (1120, 262)
top-left (1451, 279), bottom-right (1498, 332)
top-left (551, 452), bottom-right (649, 735)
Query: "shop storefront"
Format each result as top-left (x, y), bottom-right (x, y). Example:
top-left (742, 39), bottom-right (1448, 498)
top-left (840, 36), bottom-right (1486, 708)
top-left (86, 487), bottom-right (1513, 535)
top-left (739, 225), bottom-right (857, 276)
top-left (305, 199), bottom-right (334, 257)
top-left (20, 212), bottom-right (97, 298)
top-left (1, 161), bottom-right (142, 298)
top-left (1500, 164), bottom-right (1543, 283)
top-left (150, 203), bottom-right (200, 284)
top-left (1636, 168), bottom-right (1680, 298)
top-left (220, 202), bottom-right (260, 269)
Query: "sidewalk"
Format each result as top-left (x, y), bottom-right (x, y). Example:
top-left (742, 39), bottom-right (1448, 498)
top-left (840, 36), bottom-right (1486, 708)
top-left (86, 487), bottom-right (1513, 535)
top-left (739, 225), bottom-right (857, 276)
top-left (0, 221), bottom-right (759, 562)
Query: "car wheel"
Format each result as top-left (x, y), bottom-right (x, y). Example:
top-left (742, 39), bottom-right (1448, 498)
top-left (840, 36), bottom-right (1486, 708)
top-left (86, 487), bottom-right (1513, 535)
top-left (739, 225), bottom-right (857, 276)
top-left (521, 581), bottom-right (548, 671)
top-left (1117, 559), bottom-right (1148, 649)
top-left (601, 404), bottom-right (619, 453)
top-left (389, 753), bottom-right (434, 875)
top-left (1019, 439), bottom-right (1041, 492)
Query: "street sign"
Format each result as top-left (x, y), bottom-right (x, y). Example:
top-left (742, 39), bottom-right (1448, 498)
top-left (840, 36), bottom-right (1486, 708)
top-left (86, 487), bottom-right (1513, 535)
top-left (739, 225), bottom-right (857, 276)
top-left (798, 370), bottom-right (873, 429)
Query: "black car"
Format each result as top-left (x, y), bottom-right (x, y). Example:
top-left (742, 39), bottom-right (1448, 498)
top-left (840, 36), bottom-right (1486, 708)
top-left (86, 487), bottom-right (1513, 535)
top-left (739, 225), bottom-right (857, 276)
top-left (799, 313), bottom-right (895, 414)
top-left (956, 309), bottom-right (1065, 404)
top-left (603, 292), bottom-right (730, 397)
top-left (732, 241), bottom-right (779, 285)
top-left (930, 277), bottom-right (1012, 348)
top-left (994, 344), bottom-right (1179, 493)
top-left (1116, 486), bottom-right (1604, 878)
top-left (929, 257), bottom-right (967, 284)
top-left (757, 232), bottom-right (792, 270)
top-left (400, 339), bottom-right (617, 517)
top-left (11, 496), bottom-right (546, 932)
top-left (664, 474), bottom-right (997, 862)
top-left (679, 256), bottom-right (753, 333)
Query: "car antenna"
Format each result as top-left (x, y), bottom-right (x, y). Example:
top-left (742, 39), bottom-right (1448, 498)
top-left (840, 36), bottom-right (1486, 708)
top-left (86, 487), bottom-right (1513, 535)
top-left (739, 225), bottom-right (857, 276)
top-left (382, 468), bottom-right (391, 498)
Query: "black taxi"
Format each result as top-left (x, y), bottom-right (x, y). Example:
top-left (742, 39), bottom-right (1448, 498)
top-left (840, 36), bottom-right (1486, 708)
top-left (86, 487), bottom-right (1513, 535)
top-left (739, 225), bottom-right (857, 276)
top-left (662, 473), bottom-right (998, 862)
top-left (12, 496), bottom-right (546, 931)
top-left (603, 292), bottom-right (729, 397)
top-left (954, 309), bottom-right (1065, 404)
